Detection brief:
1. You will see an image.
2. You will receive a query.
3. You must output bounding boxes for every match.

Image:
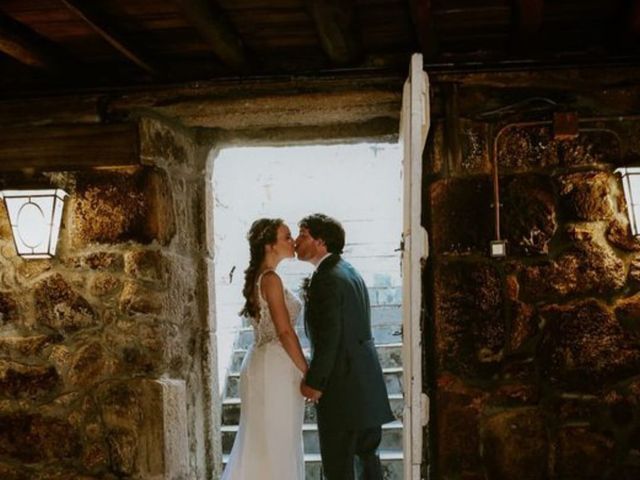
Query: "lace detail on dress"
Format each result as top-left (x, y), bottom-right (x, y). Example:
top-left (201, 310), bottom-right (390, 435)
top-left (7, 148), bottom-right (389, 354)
top-left (251, 270), bottom-right (302, 347)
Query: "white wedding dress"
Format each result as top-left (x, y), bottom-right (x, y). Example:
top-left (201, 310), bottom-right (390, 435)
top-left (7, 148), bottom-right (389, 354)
top-left (222, 270), bottom-right (305, 480)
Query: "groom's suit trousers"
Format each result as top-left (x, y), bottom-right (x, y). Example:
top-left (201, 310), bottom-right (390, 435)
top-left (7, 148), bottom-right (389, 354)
top-left (318, 424), bottom-right (383, 480)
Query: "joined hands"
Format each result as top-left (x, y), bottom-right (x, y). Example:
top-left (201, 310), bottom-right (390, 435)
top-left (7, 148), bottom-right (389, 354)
top-left (300, 380), bottom-right (322, 404)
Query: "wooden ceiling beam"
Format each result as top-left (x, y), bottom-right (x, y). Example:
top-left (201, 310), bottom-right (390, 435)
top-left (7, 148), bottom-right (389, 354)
top-left (0, 10), bottom-right (72, 70)
top-left (511, 0), bottom-right (544, 51)
top-left (60, 0), bottom-right (159, 76)
top-left (0, 123), bottom-right (140, 172)
top-left (175, 0), bottom-right (247, 70)
top-left (305, 0), bottom-right (362, 65)
top-left (407, 0), bottom-right (438, 59)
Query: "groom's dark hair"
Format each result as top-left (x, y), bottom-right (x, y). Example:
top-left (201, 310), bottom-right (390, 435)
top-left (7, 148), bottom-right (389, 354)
top-left (299, 213), bottom-right (345, 254)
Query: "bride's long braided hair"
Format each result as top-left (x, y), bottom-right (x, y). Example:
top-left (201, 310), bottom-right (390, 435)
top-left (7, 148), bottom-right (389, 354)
top-left (240, 218), bottom-right (283, 319)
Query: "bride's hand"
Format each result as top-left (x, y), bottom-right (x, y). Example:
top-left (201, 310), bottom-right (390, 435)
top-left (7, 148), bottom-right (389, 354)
top-left (300, 382), bottom-right (322, 403)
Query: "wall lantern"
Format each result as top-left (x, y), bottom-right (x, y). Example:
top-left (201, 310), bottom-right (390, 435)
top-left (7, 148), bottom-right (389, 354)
top-left (616, 166), bottom-right (640, 237)
top-left (0, 189), bottom-right (68, 259)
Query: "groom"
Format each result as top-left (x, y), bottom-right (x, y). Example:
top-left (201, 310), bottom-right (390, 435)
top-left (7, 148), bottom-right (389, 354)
top-left (296, 213), bottom-right (395, 480)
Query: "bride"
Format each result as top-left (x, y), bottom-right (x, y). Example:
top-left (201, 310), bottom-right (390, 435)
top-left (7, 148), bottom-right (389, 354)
top-left (222, 218), bottom-right (308, 480)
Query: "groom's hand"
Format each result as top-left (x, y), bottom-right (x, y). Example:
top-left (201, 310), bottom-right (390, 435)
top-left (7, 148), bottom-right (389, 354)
top-left (300, 381), bottom-right (322, 403)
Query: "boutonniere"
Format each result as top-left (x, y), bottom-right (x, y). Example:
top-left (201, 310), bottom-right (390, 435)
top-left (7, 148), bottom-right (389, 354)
top-left (300, 276), bottom-right (312, 303)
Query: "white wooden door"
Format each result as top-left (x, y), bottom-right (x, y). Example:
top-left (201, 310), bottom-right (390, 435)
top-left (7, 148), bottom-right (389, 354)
top-left (400, 53), bottom-right (430, 480)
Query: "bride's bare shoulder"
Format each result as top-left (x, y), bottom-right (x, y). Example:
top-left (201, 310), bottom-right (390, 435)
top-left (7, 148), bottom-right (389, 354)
top-left (260, 270), bottom-right (284, 297)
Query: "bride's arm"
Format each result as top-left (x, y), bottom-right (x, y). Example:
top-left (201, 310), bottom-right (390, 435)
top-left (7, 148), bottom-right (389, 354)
top-left (261, 271), bottom-right (308, 374)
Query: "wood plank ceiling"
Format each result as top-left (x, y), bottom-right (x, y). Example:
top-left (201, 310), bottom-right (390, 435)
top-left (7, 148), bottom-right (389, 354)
top-left (0, 0), bottom-right (638, 96)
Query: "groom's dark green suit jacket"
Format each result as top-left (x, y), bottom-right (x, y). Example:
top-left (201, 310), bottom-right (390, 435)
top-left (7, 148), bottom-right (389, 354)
top-left (304, 254), bottom-right (395, 430)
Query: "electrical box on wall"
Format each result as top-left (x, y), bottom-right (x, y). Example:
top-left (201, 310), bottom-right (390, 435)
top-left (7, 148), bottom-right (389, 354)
top-left (490, 239), bottom-right (507, 258)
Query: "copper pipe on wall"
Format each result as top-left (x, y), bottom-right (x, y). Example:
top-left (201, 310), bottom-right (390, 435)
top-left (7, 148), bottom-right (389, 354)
top-left (491, 120), bottom-right (549, 241)
top-left (489, 113), bottom-right (640, 244)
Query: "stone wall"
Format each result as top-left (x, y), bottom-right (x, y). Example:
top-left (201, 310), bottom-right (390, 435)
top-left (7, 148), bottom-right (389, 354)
top-left (0, 117), bottom-right (217, 479)
top-left (427, 85), bottom-right (640, 479)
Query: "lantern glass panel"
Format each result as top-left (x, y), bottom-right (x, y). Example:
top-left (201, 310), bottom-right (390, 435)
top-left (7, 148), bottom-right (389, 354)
top-left (4, 198), bottom-right (22, 227)
top-left (629, 174), bottom-right (640, 205)
top-left (0, 189), bottom-right (68, 258)
top-left (633, 204), bottom-right (640, 233)
top-left (616, 167), bottom-right (640, 237)
top-left (49, 194), bottom-right (66, 255)
top-left (16, 201), bottom-right (48, 249)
